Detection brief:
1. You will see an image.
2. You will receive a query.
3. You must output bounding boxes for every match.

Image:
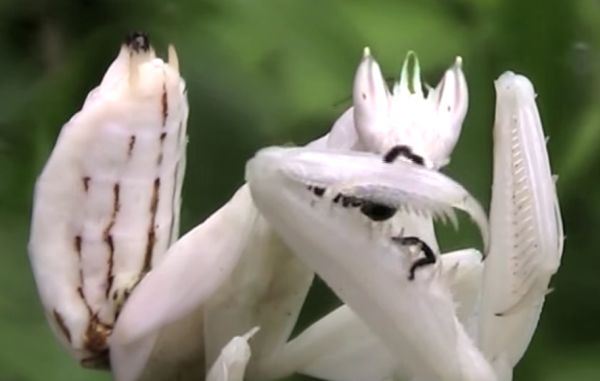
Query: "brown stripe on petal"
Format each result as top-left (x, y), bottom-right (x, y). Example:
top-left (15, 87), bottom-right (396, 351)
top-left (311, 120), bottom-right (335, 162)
top-left (105, 234), bottom-right (115, 254)
top-left (156, 132), bottom-right (167, 166)
top-left (53, 309), bottom-right (72, 343)
top-left (142, 177), bottom-right (160, 273)
top-left (161, 82), bottom-right (168, 126)
top-left (74, 235), bottom-right (82, 256)
top-left (104, 235), bottom-right (114, 299)
top-left (77, 286), bottom-right (93, 316)
top-left (143, 230), bottom-right (156, 273)
top-left (128, 135), bottom-right (136, 157)
top-left (103, 183), bottom-right (120, 299)
top-left (112, 183), bottom-right (120, 213)
top-left (82, 177), bottom-right (91, 192)
top-left (74, 235), bottom-right (85, 293)
top-left (150, 178), bottom-right (160, 214)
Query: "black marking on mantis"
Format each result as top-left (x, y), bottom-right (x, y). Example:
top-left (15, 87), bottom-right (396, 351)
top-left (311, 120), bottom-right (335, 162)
top-left (312, 186), bottom-right (326, 197)
top-left (142, 178), bottom-right (160, 273)
top-left (343, 195), bottom-right (362, 208)
top-left (333, 193), bottom-right (342, 203)
top-left (383, 145), bottom-right (425, 166)
top-left (53, 309), bottom-right (72, 343)
top-left (331, 191), bottom-right (393, 219)
top-left (392, 235), bottom-right (437, 280)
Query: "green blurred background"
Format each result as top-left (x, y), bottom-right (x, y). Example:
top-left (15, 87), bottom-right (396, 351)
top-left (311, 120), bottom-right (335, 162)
top-left (1, 0), bottom-right (599, 380)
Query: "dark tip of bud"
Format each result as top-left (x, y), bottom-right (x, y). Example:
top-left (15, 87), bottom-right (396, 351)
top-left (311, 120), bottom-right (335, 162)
top-left (125, 31), bottom-right (150, 53)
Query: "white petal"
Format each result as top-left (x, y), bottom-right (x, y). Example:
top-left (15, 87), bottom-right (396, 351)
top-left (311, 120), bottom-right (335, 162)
top-left (353, 48), bottom-right (391, 153)
top-left (478, 72), bottom-right (564, 379)
top-left (326, 107), bottom-right (363, 150)
top-left (28, 34), bottom-right (188, 366)
top-left (427, 56), bottom-right (469, 168)
top-left (246, 146), bottom-right (495, 381)
top-left (206, 328), bottom-right (258, 381)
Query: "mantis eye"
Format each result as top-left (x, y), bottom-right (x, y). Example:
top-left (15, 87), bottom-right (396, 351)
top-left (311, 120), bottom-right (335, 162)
top-left (359, 201), bottom-right (397, 221)
top-left (28, 34), bottom-right (188, 367)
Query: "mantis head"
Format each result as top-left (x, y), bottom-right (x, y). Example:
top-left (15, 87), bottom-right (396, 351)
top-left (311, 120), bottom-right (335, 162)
top-left (353, 48), bottom-right (468, 169)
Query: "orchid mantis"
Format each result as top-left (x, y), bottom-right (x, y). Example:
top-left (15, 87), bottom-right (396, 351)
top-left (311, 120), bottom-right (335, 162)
top-left (246, 51), bottom-right (563, 381)
top-left (28, 33), bottom-right (563, 381)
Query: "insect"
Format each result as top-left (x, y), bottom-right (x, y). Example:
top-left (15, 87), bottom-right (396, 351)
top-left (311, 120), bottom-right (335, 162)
top-left (29, 35), bottom-right (563, 381)
top-left (245, 50), bottom-right (563, 381)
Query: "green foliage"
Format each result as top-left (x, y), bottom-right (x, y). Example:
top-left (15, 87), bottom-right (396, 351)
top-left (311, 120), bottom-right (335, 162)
top-left (0, 0), bottom-right (598, 380)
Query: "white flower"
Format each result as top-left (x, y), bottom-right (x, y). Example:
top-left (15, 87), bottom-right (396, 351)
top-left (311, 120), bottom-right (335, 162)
top-left (28, 32), bottom-right (188, 368)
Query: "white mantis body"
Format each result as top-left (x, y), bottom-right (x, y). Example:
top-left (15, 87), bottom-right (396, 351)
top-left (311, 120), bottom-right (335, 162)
top-left (246, 51), bottom-right (563, 381)
top-left (28, 35), bottom-right (563, 381)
